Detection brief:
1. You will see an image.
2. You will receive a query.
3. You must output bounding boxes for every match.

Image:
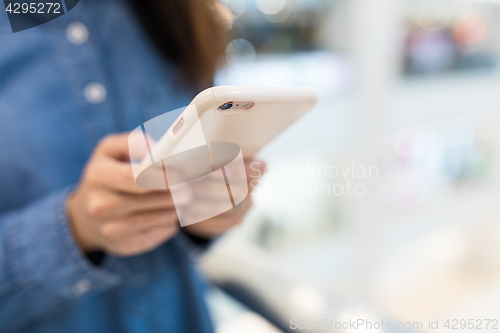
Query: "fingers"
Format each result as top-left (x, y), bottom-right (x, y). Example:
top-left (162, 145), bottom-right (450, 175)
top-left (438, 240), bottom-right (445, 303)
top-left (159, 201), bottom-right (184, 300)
top-left (183, 197), bottom-right (252, 238)
top-left (186, 158), bottom-right (266, 204)
top-left (92, 135), bottom-right (267, 196)
top-left (98, 208), bottom-right (180, 257)
top-left (185, 197), bottom-right (252, 233)
top-left (192, 179), bottom-right (235, 199)
top-left (126, 225), bottom-right (179, 255)
top-left (111, 225), bottom-right (179, 257)
top-left (71, 132), bottom-right (188, 256)
top-left (184, 200), bottom-right (231, 219)
top-left (90, 134), bottom-right (180, 194)
top-left (94, 133), bottom-right (132, 161)
top-left (221, 196), bottom-right (252, 219)
top-left (87, 157), bottom-right (142, 193)
top-left (87, 190), bottom-right (178, 219)
top-left (128, 130), bottom-right (159, 161)
top-left (100, 209), bottom-right (179, 238)
top-left (87, 156), bottom-right (168, 194)
top-left (126, 209), bottom-right (178, 232)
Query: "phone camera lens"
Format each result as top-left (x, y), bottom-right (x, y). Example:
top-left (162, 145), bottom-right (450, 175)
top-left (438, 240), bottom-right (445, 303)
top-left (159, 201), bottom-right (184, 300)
top-left (220, 102), bottom-right (233, 110)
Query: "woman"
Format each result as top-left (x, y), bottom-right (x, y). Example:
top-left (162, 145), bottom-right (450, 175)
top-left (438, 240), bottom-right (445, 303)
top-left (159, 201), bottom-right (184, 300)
top-left (0, 0), bottom-right (264, 331)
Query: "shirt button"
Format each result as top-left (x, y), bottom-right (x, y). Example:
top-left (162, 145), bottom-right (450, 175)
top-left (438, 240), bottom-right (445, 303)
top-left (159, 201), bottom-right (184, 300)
top-left (66, 21), bottom-right (89, 45)
top-left (83, 82), bottom-right (107, 104)
top-left (72, 280), bottom-right (92, 296)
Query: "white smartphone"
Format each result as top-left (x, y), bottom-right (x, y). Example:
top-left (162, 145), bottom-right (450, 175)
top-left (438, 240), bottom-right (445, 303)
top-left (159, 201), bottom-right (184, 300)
top-left (147, 86), bottom-right (318, 161)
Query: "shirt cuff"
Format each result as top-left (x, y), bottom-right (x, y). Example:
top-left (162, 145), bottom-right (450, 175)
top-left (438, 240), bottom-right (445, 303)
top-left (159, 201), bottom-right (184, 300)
top-left (9, 186), bottom-right (122, 299)
top-left (176, 228), bottom-right (217, 257)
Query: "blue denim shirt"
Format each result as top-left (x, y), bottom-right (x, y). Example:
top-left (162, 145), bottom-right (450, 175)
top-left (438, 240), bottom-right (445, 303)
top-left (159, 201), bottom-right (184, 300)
top-left (0, 0), bottom-right (214, 332)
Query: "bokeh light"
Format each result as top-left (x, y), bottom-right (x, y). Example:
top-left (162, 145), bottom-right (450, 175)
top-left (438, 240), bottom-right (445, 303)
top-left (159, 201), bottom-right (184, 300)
top-left (255, 0), bottom-right (287, 15)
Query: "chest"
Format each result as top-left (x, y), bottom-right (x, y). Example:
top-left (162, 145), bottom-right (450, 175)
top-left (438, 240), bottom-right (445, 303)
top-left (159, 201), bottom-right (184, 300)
top-left (0, 0), bottom-right (192, 211)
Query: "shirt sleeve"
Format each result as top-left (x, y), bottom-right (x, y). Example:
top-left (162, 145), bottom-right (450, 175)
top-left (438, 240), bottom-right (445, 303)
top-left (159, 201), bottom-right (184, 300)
top-left (176, 228), bottom-right (217, 257)
top-left (0, 186), bottom-right (122, 332)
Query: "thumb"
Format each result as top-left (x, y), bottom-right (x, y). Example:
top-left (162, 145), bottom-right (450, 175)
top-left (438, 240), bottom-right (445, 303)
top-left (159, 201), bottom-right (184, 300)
top-left (94, 133), bottom-right (133, 161)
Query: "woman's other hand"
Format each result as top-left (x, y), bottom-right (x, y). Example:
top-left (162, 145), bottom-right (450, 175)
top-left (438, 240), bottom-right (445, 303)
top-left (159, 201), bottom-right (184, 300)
top-left (183, 159), bottom-right (266, 239)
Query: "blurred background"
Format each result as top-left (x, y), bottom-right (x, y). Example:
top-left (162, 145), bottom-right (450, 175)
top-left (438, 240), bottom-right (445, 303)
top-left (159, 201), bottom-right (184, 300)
top-left (201, 0), bottom-right (500, 332)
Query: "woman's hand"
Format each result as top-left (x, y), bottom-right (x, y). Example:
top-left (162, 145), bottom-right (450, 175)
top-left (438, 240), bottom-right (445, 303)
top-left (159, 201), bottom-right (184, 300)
top-left (68, 133), bottom-right (181, 257)
top-left (183, 159), bottom-right (266, 239)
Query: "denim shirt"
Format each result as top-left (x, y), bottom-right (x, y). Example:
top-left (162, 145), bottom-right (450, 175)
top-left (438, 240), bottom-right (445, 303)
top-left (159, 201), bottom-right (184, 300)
top-left (0, 0), bottom-right (214, 332)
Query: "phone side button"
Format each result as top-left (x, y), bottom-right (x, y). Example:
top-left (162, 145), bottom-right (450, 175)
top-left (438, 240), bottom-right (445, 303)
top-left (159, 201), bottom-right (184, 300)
top-left (173, 117), bottom-right (185, 135)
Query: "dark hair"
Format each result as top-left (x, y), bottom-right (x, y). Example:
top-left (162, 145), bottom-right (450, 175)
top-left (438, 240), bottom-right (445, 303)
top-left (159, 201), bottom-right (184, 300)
top-left (130, 0), bottom-right (228, 90)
